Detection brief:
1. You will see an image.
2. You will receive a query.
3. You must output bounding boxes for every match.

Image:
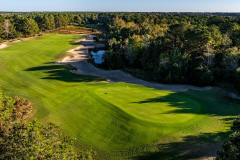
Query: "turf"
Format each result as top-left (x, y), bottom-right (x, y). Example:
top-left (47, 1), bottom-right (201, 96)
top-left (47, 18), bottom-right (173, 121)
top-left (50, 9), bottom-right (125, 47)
top-left (0, 34), bottom-right (239, 159)
top-left (96, 86), bottom-right (201, 123)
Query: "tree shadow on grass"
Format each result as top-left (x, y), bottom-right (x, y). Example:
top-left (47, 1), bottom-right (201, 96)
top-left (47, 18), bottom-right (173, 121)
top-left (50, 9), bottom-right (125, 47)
top-left (132, 131), bottom-right (231, 160)
top-left (25, 62), bottom-right (106, 83)
top-left (129, 91), bottom-right (240, 159)
top-left (131, 95), bottom-right (200, 114)
top-left (69, 41), bottom-right (82, 46)
top-left (131, 91), bottom-right (240, 116)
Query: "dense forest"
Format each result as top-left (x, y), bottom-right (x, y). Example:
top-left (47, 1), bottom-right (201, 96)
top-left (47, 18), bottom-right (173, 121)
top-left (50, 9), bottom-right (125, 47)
top-left (101, 13), bottom-right (240, 88)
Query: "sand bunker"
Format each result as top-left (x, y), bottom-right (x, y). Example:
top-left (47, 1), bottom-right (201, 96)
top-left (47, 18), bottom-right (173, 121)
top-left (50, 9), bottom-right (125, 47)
top-left (59, 34), bottom-right (212, 92)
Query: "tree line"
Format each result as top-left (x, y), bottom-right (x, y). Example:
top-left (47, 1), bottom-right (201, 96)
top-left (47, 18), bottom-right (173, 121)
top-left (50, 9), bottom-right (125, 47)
top-left (0, 12), bottom-right (101, 42)
top-left (92, 13), bottom-right (240, 88)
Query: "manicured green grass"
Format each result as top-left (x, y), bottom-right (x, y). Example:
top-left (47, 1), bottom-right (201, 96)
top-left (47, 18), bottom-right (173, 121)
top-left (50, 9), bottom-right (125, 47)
top-left (0, 33), bottom-right (239, 159)
top-left (96, 86), bottom-right (201, 123)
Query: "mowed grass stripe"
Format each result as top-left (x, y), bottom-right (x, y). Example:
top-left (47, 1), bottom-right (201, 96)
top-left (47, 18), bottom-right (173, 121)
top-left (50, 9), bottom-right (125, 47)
top-left (95, 85), bottom-right (201, 124)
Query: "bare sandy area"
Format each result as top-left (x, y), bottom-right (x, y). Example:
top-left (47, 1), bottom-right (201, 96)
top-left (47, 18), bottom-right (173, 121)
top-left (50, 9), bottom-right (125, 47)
top-left (58, 34), bottom-right (212, 92)
top-left (0, 43), bottom-right (8, 50)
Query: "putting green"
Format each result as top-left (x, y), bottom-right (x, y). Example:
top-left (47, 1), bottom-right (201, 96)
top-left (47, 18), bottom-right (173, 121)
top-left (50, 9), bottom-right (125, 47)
top-left (0, 34), bottom-right (238, 158)
top-left (95, 85), bottom-right (201, 123)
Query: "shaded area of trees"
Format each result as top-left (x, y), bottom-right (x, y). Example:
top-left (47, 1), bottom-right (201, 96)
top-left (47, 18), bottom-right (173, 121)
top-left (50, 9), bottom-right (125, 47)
top-left (217, 116), bottom-right (240, 159)
top-left (0, 88), bottom-right (92, 159)
top-left (134, 132), bottom-right (227, 160)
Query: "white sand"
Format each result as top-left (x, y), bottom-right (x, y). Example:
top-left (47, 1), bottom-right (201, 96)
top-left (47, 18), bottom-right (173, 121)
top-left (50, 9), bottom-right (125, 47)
top-left (0, 44), bottom-right (8, 50)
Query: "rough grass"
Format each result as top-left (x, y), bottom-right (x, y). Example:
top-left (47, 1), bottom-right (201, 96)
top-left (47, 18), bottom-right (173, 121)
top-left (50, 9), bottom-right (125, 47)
top-left (0, 34), bottom-right (239, 159)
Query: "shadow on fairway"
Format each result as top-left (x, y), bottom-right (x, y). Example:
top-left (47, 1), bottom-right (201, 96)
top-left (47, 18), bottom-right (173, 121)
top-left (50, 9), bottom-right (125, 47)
top-left (131, 91), bottom-right (240, 117)
top-left (69, 41), bottom-right (82, 46)
top-left (129, 90), bottom-right (240, 159)
top-left (132, 131), bottom-right (231, 160)
top-left (25, 62), bottom-right (106, 82)
top-left (131, 95), bottom-right (200, 114)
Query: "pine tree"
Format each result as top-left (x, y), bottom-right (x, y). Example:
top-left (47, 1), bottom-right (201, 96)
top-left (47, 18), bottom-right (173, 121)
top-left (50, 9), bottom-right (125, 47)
top-left (43, 15), bottom-right (51, 32)
top-left (49, 14), bottom-right (55, 31)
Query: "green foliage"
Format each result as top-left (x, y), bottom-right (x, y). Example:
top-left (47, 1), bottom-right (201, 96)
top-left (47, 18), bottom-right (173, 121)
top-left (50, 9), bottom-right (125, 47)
top-left (21, 17), bottom-right (39, 37)
top-left (15, 32), bottom-right (23, 39)
top-left (157, 48), bottom-right (191, 83)
top-left (235, 67), bottom-right (240, 91)
top-left (232, 116), bottom-right (240, 131)
top-left (217, 116), bottom-right (240, 160)
top-left (42, 15), bottom-right (51, 31)
top-left (74, 15), bottom-right (82, 24)
top-left (1, 120), bottom-right (81, 159)
top-left (103, 51), bottom-right (124, 69)
top-left (49, 14), bottom-right (55, 30)
top-left (0, 25), bottom-right (3, 42)
top-left (101, 13), bottom-right (240, 86)
top-left (189, 66), bottom-right (214, 86)
top-left (0, 13), bottom-right (90, 40)
top-left (0, 90), bottom-right (15, 123)
top-left (110, 52), bottom-right (124, 69)
top-left (27, 18), bottom-right (40, 36)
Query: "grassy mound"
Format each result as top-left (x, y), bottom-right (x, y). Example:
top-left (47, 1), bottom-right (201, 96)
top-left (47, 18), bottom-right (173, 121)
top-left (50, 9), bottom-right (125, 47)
top-left (0, 34), bottom-right (239, 159)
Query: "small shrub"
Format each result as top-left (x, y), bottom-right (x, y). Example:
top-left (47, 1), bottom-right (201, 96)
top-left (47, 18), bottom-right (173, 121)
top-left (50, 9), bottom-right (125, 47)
top-left (216, 116), bottom-right (240, 160)
top-left (16, 32), bottom-right (23, 39)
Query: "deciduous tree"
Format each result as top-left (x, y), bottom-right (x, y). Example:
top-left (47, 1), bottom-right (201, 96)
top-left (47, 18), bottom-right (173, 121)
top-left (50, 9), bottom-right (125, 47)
top-left (2, 19), bottom-right (11, 39)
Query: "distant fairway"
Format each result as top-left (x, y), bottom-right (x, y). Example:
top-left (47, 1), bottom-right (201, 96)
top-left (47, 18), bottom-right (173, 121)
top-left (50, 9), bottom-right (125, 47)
top-left (0, 34), bottom-right (240, 159)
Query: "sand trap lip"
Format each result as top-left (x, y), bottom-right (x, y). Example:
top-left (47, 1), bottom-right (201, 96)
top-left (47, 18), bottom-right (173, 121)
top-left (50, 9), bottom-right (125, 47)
top-left (58, 34), bottom-right (212, 92)
top-left (0, 37), bottom-right (38, 50)
top-left (0, 44), bottom-right (8, 50)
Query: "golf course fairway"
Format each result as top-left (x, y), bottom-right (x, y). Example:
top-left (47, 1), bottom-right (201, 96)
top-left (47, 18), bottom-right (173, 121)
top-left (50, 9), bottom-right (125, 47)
top-left (0, 33), bottom-right (240, 159)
